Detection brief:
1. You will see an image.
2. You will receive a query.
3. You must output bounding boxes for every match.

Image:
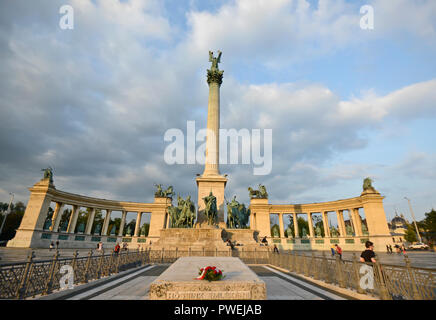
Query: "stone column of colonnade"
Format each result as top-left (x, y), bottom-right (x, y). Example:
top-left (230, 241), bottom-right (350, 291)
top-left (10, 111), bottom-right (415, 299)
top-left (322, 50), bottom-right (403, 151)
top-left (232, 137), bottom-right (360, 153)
top-left (307, 213), bottom-right (314, 237)
top-left (50, 202), bottom-right (64, 232)
top-left (322, 211), bottom-right (330, 237)
top-left (102, 209), bottom-right (112, 236)
top-left (118, 211), bottom-right (127, 237)
top-left (278, 213), bottom-right (285, 238)
top-left (85, 208), bottom-right (96, 235)
top-left (350, 208), bottom-right (362, 236)
top-left (336, 210), bottom-right (346, 237)
top-left (292, 213), bottom-right (299, 238)
top-left (134, 212), bottom-right (142, 237)
top-left (67, 205), bottom-right (80, 233)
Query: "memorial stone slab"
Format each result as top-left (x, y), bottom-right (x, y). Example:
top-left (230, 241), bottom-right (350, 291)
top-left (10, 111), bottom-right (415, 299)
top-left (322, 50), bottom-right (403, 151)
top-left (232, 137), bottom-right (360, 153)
top-left (149, 257), bottom-right (266, 300)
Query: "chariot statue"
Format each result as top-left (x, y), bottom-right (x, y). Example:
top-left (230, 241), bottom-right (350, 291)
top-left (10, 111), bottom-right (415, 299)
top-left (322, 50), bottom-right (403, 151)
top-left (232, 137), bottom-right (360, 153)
top-left (41, 167), bottom-right (54, 183)
top-left (154, 184), bottom-right (164, 197)
top-left (163, 186), bottom-right (174, 198)
top-left (248, 184), bottom-right (268, 199)
top-left (362, 177), bottom-right (376, 192)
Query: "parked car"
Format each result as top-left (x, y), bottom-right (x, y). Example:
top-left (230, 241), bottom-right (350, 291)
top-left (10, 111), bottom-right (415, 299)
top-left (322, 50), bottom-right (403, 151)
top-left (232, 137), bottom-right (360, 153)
top-left (408, 242), bottom-right (429, 250)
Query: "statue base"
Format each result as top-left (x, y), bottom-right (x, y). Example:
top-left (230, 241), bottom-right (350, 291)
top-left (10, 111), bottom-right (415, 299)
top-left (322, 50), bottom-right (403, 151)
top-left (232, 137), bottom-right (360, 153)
top-left (196, 175), bottom-right (227, 229)
top-left (152, 228), bottom-right (228, 250)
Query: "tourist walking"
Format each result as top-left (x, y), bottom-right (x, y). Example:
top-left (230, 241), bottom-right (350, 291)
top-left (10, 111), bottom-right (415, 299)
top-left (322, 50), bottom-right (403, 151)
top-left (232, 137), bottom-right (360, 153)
top-left (273, 244), bottom-right (279, 254)
top-left (330, 245), bottom-right (335, 257)
top-left (389, 244), bottom-right (393, 254)
top-left (261, 236), bottom-right (268, 246)
top-left (55, 240), bottom-right (59, 250)
top-left (335, 244), bottom-right (343, 261)
top-left (386, 245), bottom-right (390, 254)
top-left (49, 242), bottom-right (54, 251)
top-left (360, 241), bottom-right (376, 263)
top-left (114, 243), bottom-right (120, 255)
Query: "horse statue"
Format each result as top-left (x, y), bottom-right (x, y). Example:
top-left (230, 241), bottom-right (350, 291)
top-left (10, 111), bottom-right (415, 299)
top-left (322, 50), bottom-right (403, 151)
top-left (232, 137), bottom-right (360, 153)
top-left (226, 196), bottom-right (239, 229)
top-left (171, 195), bottom-right (196, 228)
top-left (237, 203), bottom-right (250, 228)
top-left (168, 205), bottom-right (180, 228)
top-left (203, 192), bottom-right (217, 226)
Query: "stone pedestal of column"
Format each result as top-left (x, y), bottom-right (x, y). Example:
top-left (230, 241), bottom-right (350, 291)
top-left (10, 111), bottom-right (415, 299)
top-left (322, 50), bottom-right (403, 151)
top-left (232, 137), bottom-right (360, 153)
top-left (195, 175), bottom-right (227, 228)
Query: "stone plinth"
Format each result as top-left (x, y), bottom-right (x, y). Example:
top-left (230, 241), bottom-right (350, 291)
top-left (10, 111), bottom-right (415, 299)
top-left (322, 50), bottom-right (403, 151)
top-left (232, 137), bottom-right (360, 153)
top-left (222, 229), bottom-right (261, 249)
top-left (149, 257), bottom-right (266, 300)
top-left (196, 175), bottom-right (227, 228)
top-left (153, 228), bottom-right (228, 250)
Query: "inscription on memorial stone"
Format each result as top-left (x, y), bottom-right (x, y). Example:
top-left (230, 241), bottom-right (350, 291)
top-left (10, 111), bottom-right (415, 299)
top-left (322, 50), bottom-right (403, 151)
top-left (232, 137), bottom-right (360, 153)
top-left (167, 291), bottom-right (251, 300)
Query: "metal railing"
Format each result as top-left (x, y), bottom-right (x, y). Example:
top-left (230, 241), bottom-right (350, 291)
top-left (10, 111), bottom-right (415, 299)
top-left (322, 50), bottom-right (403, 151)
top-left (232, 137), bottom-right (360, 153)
top-left (0, 248), bottom-right (435, 300)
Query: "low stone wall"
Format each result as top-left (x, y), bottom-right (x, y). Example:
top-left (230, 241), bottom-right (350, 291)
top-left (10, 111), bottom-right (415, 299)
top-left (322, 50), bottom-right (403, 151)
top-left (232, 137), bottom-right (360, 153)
top-left (7, 229), bottom-right (150, 250)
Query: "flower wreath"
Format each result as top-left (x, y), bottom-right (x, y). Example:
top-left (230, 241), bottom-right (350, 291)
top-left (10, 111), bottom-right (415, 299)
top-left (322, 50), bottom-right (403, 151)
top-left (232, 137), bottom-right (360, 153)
top-left (195, 266), bottom-right (224, 281)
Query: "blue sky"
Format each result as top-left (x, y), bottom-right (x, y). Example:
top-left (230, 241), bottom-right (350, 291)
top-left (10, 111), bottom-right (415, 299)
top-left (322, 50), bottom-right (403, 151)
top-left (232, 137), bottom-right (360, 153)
top-left (0, 0), bottom-right (435, 223)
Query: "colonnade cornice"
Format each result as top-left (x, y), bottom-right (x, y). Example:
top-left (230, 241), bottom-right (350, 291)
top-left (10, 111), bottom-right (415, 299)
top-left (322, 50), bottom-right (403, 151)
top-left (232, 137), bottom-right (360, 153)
top-left (250, 195), bottom-right (372, 213)
top-left (43, 187), bottom-right (169, 212)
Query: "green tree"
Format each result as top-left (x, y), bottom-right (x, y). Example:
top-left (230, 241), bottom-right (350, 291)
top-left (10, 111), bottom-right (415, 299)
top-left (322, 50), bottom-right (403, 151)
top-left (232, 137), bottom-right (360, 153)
top-left (423, 209), bottom-right (436, 241)
top-left (91, 209), bottom-right (104, 234)
top-left (297, 217), bottom-right (309, 237)
top-left (140, 223), bottom-right (150, 237)
top-left (404, 224), bottom-right (418, 243)
top-left (0, 201), bottom-right (26, 242)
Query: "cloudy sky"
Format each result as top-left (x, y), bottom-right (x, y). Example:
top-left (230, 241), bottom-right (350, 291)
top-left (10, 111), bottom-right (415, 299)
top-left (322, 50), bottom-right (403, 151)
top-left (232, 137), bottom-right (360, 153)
top-left (0, 0), bottom-right (435, 222)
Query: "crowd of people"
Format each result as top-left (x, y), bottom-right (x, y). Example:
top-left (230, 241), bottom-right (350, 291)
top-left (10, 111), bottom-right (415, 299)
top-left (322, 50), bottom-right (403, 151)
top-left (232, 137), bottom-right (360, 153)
top-left (386, 243), bottom-right (407, 255)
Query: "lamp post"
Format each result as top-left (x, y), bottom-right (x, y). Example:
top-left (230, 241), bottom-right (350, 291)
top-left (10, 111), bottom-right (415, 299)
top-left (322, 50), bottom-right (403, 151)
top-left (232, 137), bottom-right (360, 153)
top-left (404, 197), bottom-right (422, 243)
top-left (0, 193), bottom-right (14, 237)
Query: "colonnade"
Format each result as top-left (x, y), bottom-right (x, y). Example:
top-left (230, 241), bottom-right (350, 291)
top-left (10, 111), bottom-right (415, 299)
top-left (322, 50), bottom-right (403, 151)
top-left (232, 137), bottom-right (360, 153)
top-left (47, 203), bottom-right (146, 237)
top-left (271, 208), bottom-right (365, 239)
top-left (249, 189), bottom-right (391, 244)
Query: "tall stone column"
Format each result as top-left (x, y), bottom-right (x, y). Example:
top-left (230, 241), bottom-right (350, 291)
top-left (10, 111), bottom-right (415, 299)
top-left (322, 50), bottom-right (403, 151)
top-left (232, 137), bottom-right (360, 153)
top-left (134, 212), bottom-right (142, 237)
top-left (322, 211), bottom-right (330, 237)
top-left (50, 202), bottom-right (64, 232)
top-left (278, 213), bottom-right (284, 238)
top-left (336, 210), bottom-right (346, 237)
top-left (351, 208), bottom-right (362, 236)
top-left (102, 209), bottom-right (112, 236)
top-left (293, 213), bottom-right (299, 238)
top-left (196, 51), bottom-right (227, 228)
top-left (118, 211), bottom-right (127, 237)
top-left (85, 208), bottom-right (96, 235)
top-left (307, 213), bottom-right (314, 238)
top-left (67, 205), bottom-right (80, 233)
